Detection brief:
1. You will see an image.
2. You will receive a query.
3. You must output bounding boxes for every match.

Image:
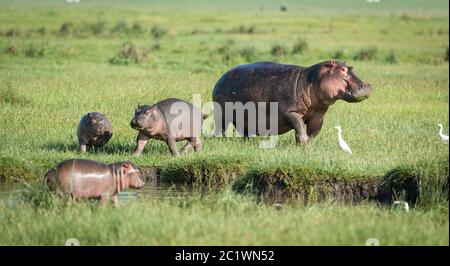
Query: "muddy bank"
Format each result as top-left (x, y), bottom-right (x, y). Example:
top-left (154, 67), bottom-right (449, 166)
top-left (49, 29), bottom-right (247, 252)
top-left (0, 160), bottom-right (447, 205)
top-left (232, 174), bottom-right (421, 204)
top-left (139, 166), bottom-right (440, 205)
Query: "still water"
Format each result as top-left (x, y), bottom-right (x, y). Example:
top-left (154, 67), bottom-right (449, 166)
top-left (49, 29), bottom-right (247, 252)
top-left (0, 178), bottom-right (185, 206)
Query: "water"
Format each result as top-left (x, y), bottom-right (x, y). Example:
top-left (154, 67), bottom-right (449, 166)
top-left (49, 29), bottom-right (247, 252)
top-left (118, 183), bottom-right (186, 202)
top-left (0, 178), bottom-right (185, 205)
top-left (0, 183), bottom-right (22, 206)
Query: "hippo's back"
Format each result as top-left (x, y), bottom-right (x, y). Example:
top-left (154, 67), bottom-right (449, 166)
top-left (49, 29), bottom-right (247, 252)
top-left (155, 98), bottom-right (194, 112)
top-left (155, 98), bottom-right (202, 121)
top-left (212, 62), bottom-right (302, 103)
top-left (57, 159), bottom-right (109, 174)
top-left (56, 159), bottom-right (112, 191)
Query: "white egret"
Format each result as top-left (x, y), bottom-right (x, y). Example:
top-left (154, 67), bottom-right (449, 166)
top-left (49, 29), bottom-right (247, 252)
top-left (438, 123), bottom-right (449, 143)
top-left (335, 125), bottom-right (352, 155)
top-left (393, 201), bottom-right (410, 212)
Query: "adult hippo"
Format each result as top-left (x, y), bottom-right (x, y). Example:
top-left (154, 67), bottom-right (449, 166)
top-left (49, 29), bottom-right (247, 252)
top-left (212, 60), bottom-right (371, 143)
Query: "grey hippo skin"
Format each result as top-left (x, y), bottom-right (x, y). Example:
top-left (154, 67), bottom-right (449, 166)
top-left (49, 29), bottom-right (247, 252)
top-left (44, 159), bottom-right (145, 205)
top-left (77, 112), bottom-right (113, 153)
top-left (130, 98), bottom-right (206, 157)
top-left (212, 60), bottom-right (372, 143)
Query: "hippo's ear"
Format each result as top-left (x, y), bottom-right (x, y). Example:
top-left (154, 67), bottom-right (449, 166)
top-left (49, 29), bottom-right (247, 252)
top-left (145, 107), bottom-right (157, 116)
top-left (88, 112), bottom-right (93, 119)
top-left (324, 60), bottom-right (337, 68)
top-left (122, 162), bottom-right (132, 170)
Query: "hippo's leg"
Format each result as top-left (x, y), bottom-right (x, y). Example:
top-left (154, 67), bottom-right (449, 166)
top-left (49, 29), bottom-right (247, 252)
top-left (285, 112), bottom-right (309, 144)
top-left (111, 195), bottom-right (119, 206)
top-left (241, 124), bottom-right (250, 140)
top-left (166, 137), bottom-right (180, 157)
top-left (192, 137), bottom-right (203, 152)
top-left (214, 105), bottom-right (228, 137)
top-left (306, 113), bottom-right (325, 138)
top-left (214, 119), bottom-right (226, 137)
top-left (133, 132), bottom-right (149, 156)
top-left (61, 192), bottom-right (74, 207)
top-left (79, 139), bottom-right (88, 153)
top-left (94, 132), bottom-right (112, 149)
top-left (103, 132), bottom-right (113, 145)
top-left (57, 189), bottom-right (68, 201)
top-left (181, 142), bottom-right (193, 154)
top-left (100, 193), bottom-right (111, 204)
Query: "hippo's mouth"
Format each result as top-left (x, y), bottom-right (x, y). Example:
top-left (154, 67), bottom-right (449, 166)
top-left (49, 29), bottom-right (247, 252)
top-left (351, 95), bottom-right (369, 102)
top-left (344, 88), bottom-right (371, 103)
top-left (130, 122), bottom-right (144, 131)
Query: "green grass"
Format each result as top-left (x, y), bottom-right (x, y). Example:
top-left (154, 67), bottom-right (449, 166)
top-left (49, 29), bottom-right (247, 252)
top-left (0, 0), bottom-right (448, 245)
top-left (0, 192), bottom-right (448, 246)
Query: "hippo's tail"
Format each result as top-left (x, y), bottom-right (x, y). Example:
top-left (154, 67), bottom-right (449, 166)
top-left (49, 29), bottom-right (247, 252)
top-left (43, 168), bottom-right (57, 189)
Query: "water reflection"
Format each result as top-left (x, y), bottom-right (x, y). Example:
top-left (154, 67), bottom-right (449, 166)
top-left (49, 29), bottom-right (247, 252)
top-left (0, 178), bottom-right (185, 205)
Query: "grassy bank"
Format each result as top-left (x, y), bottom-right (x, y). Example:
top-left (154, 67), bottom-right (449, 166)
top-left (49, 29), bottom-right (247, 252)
top-left (0, 191), bottom-right (448, 246)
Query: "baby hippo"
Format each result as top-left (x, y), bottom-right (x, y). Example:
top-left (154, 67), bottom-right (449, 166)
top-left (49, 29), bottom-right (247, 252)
top-left (130, 98), bottom-right (206, 156)
top-left (44, 159), bottom-right (145, 205)
top-left (77, 112), bottom-right (113, 153)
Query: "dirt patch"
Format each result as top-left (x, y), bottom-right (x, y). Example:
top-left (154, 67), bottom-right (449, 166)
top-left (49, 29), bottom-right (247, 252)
top-left (240, 175), bottom-right (420, 204)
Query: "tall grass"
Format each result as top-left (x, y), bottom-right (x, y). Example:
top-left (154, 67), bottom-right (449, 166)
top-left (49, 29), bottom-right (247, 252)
top-left (0, 193), bottom-right (448, 245)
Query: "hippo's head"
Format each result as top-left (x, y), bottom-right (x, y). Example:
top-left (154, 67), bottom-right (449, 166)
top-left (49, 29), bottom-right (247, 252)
top-left (88, 112), bottom-right (108, 135)
top-left (310, 60), bottom-right (372, 104)
top-left (121, 161), bottom-right (145, 189)
top-left (130, 104), bottom-right (163, 133)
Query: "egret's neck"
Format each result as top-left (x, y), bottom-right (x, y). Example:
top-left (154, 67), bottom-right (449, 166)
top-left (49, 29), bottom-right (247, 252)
top-left (439, 126), bottom-right (443, 134)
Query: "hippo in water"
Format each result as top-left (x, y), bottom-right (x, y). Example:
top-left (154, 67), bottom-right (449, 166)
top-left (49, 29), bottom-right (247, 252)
top-left (77, 112), bottom-right (113, 153)
top-left (44, 159), bottom-right (145, 205)
top-left (130, 98), bottom-right (207, 157)
top-left (212, 60), bottom-right (372, 143)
